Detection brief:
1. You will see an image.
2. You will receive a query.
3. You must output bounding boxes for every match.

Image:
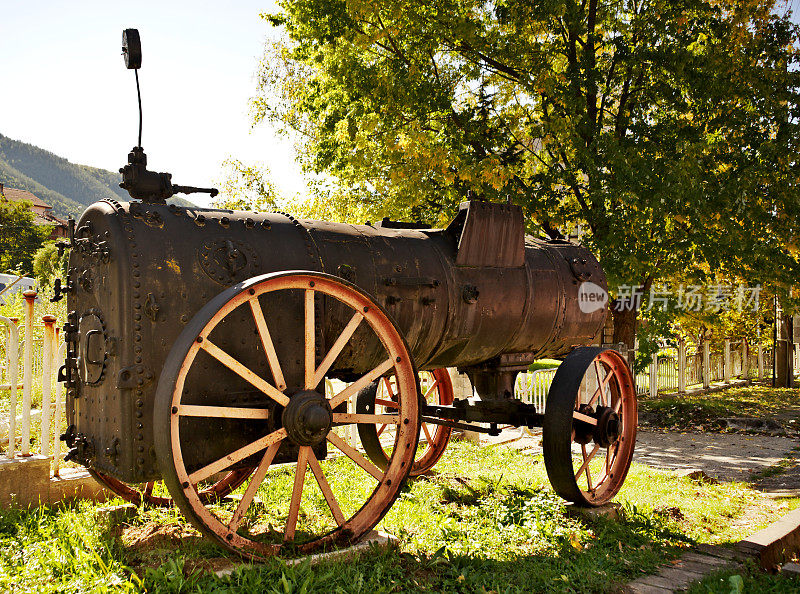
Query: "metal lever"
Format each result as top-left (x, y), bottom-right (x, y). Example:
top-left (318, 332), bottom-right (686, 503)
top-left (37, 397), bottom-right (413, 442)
top-left (172, 185), bottom-right (219, 198)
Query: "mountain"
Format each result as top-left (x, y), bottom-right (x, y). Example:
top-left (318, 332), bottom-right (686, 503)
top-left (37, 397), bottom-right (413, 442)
top-left (0, 133), bottom-right (193, 218)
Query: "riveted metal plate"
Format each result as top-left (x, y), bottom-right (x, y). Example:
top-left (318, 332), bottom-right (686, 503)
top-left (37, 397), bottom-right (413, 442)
top-left (198, 237), bottom-right (260, 285)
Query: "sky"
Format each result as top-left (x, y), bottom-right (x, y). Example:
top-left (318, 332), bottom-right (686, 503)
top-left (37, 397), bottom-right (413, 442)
top-left (0, 0), bottom-right (304, 208)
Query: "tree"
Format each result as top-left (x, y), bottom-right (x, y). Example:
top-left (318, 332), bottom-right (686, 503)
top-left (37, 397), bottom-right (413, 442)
top-left (212, 158), bottom-right (282, 212)
top-left (32, 241), bottom-right (67, 289)
top-left (0, 198), bottom-right (51, 275)
top-left (254, 0), bottom-right (800, 350)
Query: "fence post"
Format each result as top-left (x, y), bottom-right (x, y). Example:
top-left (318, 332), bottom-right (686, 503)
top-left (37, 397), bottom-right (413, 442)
top-left (0, 316), bottom-right (19, 458)
top-left (40, 315), bottom-right (56, 457)
top-left (702, 340), bottom-right (711, 388)
top-left (678, 338), bottom-right (686, 394)
top-left (649, 353), bottom-right (658, 397)
top-left (53, 341), bottom-right (66, 477)
top-left (758, 342), bottom-right (764, 381)
top-left (741, 340), bottom-right (749, 381)
top-left (21, 290), bottom-right (36, 456)
top-left (723, 339), bottom-right (731, 383)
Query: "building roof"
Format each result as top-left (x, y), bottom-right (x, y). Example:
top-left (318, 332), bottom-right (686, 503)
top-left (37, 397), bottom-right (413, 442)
top-left (1, 187), bottom-right (51, 209)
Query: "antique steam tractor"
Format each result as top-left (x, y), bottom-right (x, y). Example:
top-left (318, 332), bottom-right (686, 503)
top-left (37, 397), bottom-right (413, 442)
top-left (57, 30), bottom-right (637, 559)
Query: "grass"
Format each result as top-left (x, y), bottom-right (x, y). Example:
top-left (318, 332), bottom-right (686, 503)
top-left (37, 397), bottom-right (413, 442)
top-left (637, 385), bottom-right (800, 432)
top-left (529, 359), bottom-right (561, 372)
top-left (0, 440), bottom-right (796, 593)
top-left (688, 560), bottom-right (800, 593)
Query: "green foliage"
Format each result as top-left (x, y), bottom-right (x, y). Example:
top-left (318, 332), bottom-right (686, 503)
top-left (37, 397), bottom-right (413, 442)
top-left (254, 0), bottom-right (800, 312)
top-left (213, 158), bottom-right (282, 212)
top-left (32, 241), bottom-right (67, 290)
top-left (0, 198), bottom-right (50, 275)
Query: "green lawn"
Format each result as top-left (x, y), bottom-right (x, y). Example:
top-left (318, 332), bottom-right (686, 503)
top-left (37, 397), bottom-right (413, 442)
top-left (0, 440), bottom-right (796, 593)
top-left (638, 385), bottom-right (800, 432)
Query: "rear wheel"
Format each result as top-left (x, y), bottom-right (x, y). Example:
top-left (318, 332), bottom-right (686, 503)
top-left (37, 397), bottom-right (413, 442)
top-left (543, 347), bottom-right (637, 506)
top-left (358, 368), bottom-right (454, 476)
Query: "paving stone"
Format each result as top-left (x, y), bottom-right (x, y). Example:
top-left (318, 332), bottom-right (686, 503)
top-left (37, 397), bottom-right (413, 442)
top-left (781, 561), bottom-right (800, 577)
top-left (736, 507), bottom-right (800, 569)
top-left (565, 501), bottom-right (623, 521)
top-left (655, 566), bottom-right (707, 584)
top-left (671, 559), bottom-right (725, 575)
top-left (214, 530), bottom-right (398, 577)
top-left (625, 581), bottom-right (674, 593)
top-left (695, 543), bottom-right (745, 561)
top-left (95, 503), bottom-right (137, 527)
top-left (679, 552), bottom-right (733, 568)
top-left (635, 574), bottom-right (676, 589)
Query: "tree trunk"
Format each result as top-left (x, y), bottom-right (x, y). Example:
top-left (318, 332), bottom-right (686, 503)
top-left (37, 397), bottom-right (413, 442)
top-left (611, 304), bottom-right (638, 367)
top-left (774, 303), bottom-right (794, 388)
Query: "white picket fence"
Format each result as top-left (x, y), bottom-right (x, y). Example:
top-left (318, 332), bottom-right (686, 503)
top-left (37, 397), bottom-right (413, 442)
top-left (0, 292), bottom-right (66, 475)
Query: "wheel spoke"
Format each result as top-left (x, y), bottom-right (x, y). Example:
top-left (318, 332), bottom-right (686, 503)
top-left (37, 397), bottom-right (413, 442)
top-left (307, 449), bottom-right (345, 526)
top-left (575, 443), bottom-right (600, 484)
top-left (613, 390), bottom-right (623, 413)
top-left (305, 290), bottom-right (315, 389)
top-left (421, 422), bottom-right (433, 444)
top-left (376, 424), bottom-right (388, 437)
top-left (249, 297), bottom-right (286, 391)
top-left (374, 398), bottom-right (399, 408)
top-left (310, 311), bottom-right (364, 389)
top-left (329, 358), bottom-right (395, 409)
top-left (327, 431), bottom-right (384, 481)
top-left (332, 413), bottom-right (400, 425)
top-left (382, 377), bottom-right (396, 398)
top-left (423, 380), bottom-right (440, 401)
top-left (588, 364), bottom-right (612, 408)
top-left (228, 441), bottom-right (282, 533)
top-left (200, 339), bottom-right (290, 407)
top-left (177, 405), bottom-right (270, 419)
top-left (573, 411), bottom-right (597, 425)
top-left (188, 427), bottom-right (287, 484)
top-left (284, 446), bottom-right (310, 542)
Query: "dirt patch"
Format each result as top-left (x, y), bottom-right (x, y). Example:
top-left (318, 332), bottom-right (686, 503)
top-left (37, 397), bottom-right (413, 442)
top-left (122, 520), bottom-right (205, 570)
top-left (183, 556), bottom-right (238, 575)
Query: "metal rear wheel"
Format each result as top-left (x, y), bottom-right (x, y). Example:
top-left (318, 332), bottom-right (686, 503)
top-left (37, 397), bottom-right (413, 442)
top-left (357, 368), bottom-right (454, 476)
top-left (543, 347), bottom-right (637, 506)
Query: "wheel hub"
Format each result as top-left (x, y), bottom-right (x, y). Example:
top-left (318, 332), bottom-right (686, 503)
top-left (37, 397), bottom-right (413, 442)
top-left (593, 406), bottom-right (620, 448)
top-left (282, 391), bottom-right (332, 446)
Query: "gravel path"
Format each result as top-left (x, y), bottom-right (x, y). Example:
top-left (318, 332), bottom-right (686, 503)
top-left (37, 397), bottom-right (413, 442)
top-left (634, 429), bottom-right (799, 483)
top-left (490, 427), bottom-right (800, 488)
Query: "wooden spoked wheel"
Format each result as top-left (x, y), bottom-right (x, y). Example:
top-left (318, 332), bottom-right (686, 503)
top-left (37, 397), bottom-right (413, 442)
top-left (358, 368), bottom-right (454, 476)
top-left (88, 468), bottom-right (253, 507)
top-left (154, 271), bottom-right (420, 559)
top-left (543, 347), bottom-right (637, 507)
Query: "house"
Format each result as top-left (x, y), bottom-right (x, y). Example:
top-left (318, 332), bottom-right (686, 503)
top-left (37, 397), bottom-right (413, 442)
top-left (0, 182), bottom-right (68, 239)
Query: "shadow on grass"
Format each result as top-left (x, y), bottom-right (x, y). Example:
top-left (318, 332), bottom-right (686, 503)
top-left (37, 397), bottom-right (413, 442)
top-left (138, 486), bottom-right (691, 594)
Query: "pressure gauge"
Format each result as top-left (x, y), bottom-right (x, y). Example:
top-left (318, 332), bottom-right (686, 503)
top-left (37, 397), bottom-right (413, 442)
top-left (122, 28), bottom-right (142, 69)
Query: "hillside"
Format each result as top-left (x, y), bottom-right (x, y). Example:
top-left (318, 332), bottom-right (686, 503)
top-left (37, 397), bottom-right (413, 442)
top-left (0, 133), bottom-right (192, 218)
